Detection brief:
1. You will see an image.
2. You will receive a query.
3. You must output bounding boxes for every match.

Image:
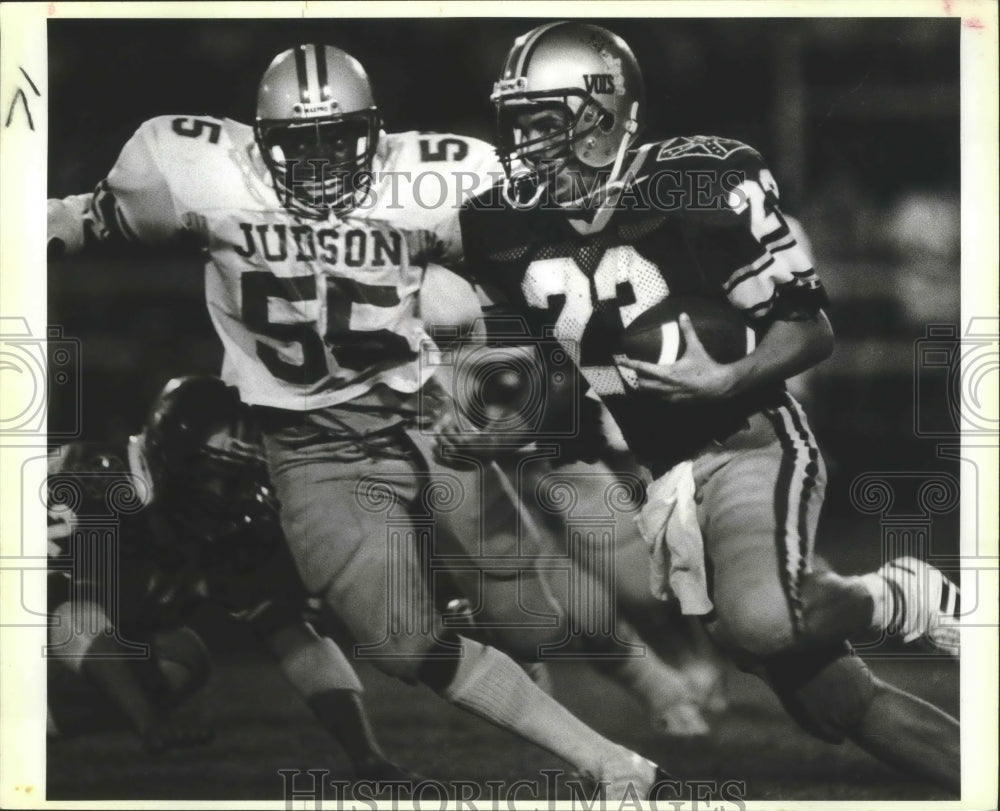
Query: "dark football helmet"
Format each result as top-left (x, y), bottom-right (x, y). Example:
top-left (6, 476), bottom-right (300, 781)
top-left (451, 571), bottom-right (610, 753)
top-left (254, 44), bottom-right (381, 216)
top-left (491, 22), bottom-right (644, 206)
top-left (130, 376), bottom-right (281, 565)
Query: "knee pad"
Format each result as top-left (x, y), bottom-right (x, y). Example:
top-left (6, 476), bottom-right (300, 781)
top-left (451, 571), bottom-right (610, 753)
top-left (764, 642), bottom-right (876, 744)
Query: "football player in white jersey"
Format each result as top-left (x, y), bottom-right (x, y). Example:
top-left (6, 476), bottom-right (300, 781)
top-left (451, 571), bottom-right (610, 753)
top-left (48, 43), bottom-right (669, 796)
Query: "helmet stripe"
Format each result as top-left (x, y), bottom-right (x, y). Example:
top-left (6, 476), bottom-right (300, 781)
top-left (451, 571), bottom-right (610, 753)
top-left (303, 45), bottom-right (321, 104)
top-left (514, 21), bottom-right (566, 80)
top-left (293, 45), bottom-right (310, 103)
top-left (315, 45), bottom-right (332, 101)
top-left (502, 38), bottom-right (525, 79)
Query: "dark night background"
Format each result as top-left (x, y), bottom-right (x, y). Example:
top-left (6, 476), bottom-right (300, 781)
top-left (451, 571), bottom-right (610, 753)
top-left (44, 16), bottom-right (967, 801)
top-left (48, 15), bottom-right (961, 543)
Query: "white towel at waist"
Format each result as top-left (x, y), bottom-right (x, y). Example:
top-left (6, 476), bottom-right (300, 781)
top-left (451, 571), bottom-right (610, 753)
top-left (634, 459), bottom-right (713, 615)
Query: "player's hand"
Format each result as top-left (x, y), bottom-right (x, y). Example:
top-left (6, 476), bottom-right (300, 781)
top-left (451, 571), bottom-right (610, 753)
top-left (432, 409), bottom-right (510, 465)
top-left (618, 313), bottom-right (739, 402)
top-left (140, 715), bottom-right (214, 756)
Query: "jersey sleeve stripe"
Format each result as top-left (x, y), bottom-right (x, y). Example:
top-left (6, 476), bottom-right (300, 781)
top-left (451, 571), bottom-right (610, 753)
top-left (734, 275), bottom-right (824, 319)
top-left (758, 221), bottom-right (792, 250)
top-left (768, 238), bottom-right (801, 255)
top-left (725, 232), bottom-right (820, 317)
top-left (722, 253), bottom-right (775, 294)
top-left (761, 232), bottom-right (797, 253)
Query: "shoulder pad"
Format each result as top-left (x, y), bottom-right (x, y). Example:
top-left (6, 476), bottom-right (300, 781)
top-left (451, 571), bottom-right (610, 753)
top-left (621, 137), bottom-right (770, 224)
top-left (136, 114), bottom-right (246, 154)
top-left (383, 130), bottom-right (499, 173)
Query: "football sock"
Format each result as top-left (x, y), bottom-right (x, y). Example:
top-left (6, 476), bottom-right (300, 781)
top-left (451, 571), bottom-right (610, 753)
top-left (520, 660), bottom-right (555, 695)
top-left (586, 618), bottom-right (693, 711)
top-left (272, 627), bottom-right (363, 695)
top-left (306, 689), bottom-right (387, 767)
top-left (858, 572), bottom-right (897, 633)
top-left (438, 636), bottom-right (629, 778)
top-left (268, 624), bottom-right (390, 768)
top-left (600, 649), bottom-right (693, 711)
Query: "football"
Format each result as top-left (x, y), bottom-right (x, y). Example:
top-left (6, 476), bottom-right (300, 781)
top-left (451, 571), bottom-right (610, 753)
top-left (621, 295), bottom-right (757, 365)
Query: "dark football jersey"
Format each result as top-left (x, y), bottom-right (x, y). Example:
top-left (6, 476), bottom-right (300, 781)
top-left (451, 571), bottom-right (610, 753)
top-left (47, 441), bottom-right (309, 631)
top-left (460, 136), bottom-right (829, 473)
top-left (47, 442), bottom-right (188, 633)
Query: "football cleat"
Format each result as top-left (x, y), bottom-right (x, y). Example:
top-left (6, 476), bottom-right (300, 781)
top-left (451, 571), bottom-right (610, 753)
top-left (598, 749), bottom-right (661, 802)
top-left (353, 755), bottom-right (427, 784)
top-left (879, 557), bottom-right (960, 656)
top-left (681, 660), bottom-right (730, 714)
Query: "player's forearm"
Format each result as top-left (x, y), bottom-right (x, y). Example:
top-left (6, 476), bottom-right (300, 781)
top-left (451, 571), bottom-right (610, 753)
top-left (725, 310), bottom-right (833, 396)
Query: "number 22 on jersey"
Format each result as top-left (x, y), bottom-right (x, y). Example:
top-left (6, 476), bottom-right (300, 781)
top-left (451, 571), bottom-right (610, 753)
top-left (521, 245), bottom-right (669, 361)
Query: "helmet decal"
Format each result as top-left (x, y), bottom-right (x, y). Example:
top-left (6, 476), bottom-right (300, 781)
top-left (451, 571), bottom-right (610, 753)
top-left (492, 22), bottom-right (645, 206)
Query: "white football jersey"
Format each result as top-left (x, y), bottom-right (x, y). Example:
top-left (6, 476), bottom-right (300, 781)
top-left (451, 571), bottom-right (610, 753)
top-left (50, 115), bottom-right (500, 410)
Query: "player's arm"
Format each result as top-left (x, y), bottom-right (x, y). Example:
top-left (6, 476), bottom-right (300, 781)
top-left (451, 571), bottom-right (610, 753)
top-left (620, 309), bottom-right (832, 402)
top-left (620, 160), bottom-right (832, 402)
top-left (417, 262), bottom-right (488, 343)
top-left (48, 118), bottom-right (187, 258)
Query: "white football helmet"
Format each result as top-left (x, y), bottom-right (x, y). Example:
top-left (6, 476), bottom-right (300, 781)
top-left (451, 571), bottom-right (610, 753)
top-left (491, 22), bottom-right (645, 205)
top-left (254, 44), bottom-right (380, 216)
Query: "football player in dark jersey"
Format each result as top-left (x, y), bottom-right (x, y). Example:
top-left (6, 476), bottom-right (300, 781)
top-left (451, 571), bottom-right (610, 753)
top-left (455, 21), bottom-right (961, 794)
top-left (47, 442), bottom-right (213, 755)
top-left (49, 375), bottom-right (417, 779)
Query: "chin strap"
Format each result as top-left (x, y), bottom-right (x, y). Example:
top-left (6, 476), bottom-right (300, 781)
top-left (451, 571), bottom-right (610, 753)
top-left (564, 103), bottom-right (642, 235)
top-left (605, 101), bottom-right (641, 194)
top-left (501, 164), bottom-right (548, 210)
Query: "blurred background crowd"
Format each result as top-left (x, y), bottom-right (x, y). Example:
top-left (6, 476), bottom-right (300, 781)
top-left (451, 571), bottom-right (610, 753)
top-left (47, 16), bottom-right (961, 549)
